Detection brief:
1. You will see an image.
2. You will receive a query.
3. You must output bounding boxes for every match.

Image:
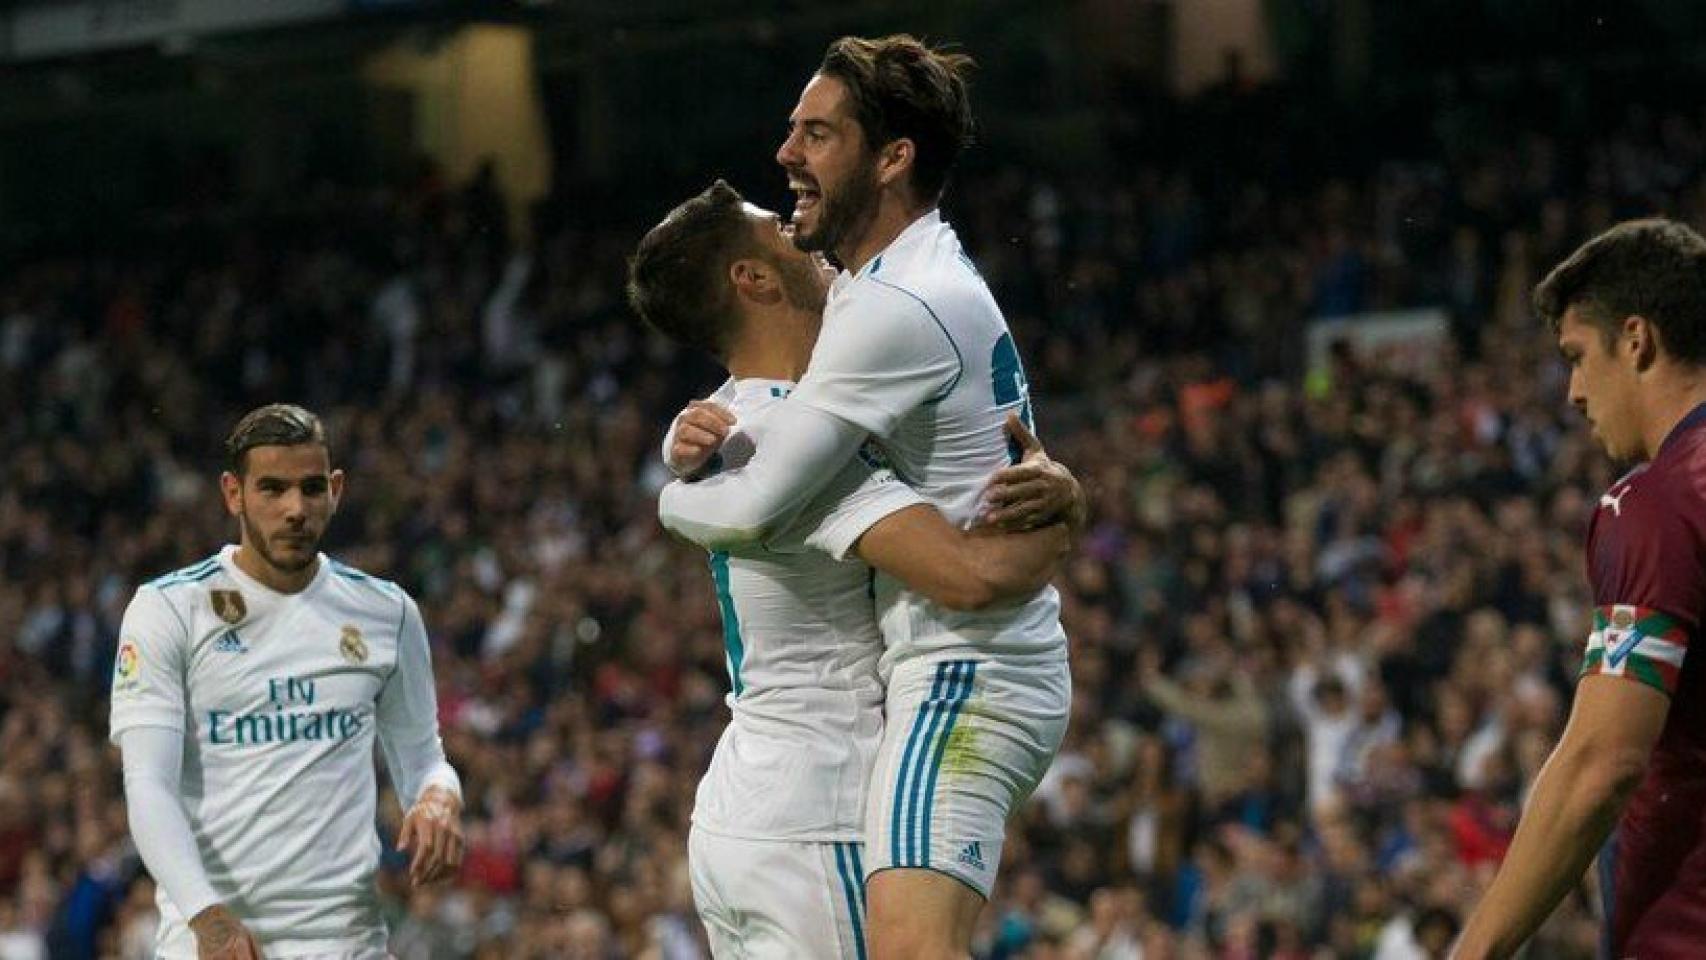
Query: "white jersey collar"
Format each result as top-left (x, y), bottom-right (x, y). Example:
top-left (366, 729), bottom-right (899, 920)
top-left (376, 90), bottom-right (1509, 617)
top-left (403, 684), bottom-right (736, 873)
top-left (219, 543), bottom-right (332, 599)
top-left (833, 208), bottom-right (945, 294)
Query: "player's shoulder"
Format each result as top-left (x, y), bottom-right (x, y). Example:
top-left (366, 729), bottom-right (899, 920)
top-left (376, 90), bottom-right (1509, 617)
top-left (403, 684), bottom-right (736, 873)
top-left (1612, 443), bottom-right (1706, 517)
top-left (141, 552), bottom-right (229, 596)
top-left (325, 557), bottom-right (409, 608)
top-left (127, 553), bottom-right (228, 636)
top-left (829, 260), bottom-right (987, 384)
top-left (862, 240), bottom-right (986, 312)
top-left (1591, 460), bottom-right (1705, 560)
top-left (1663, 412), bottom-right (1706, 491)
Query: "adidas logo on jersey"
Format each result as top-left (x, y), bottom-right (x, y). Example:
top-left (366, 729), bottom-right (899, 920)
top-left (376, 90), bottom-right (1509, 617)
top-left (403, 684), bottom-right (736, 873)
top-left (956, 841), bottom-right (987, 872)
top-left (213, 630), bottom-right (247, 654)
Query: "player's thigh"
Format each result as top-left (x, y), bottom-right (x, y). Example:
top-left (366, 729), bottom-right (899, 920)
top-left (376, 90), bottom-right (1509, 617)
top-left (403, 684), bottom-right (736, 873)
top-left (865, 867), bottom-right (983, 959)
top-left (689, 828), bottom-right (867, 960)
top-left (688, 827), bottom-right (746, 957)
top-left (864, 657), bottom-right (1070, 898)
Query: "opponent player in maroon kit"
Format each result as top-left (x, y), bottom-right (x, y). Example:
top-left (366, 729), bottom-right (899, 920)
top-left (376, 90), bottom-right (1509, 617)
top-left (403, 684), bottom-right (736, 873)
top-left (1458, 218), bottom-right (1706, 958)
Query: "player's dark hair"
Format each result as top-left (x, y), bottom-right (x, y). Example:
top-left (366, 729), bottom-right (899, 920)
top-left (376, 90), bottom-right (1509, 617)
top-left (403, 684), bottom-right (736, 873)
top-left (818, 35), bottom-right (975, 205)
top-left (627, 179), bottom-right (758, 361)
top-left (1534, 217), bottom-right (1706, 365)
top-left (225, 403), bottom-right (327, 475)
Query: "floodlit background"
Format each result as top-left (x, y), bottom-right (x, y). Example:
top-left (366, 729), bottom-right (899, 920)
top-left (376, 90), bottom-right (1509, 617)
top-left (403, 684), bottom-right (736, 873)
top-left (4, 1), bottom-right (1705, 956)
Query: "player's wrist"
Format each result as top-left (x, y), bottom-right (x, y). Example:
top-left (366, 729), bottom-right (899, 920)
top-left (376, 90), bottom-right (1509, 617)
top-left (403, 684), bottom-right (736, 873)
top-left (188, 904), bottom-right (242, 944)
top-left (416, 784), bottom-right (462, 815)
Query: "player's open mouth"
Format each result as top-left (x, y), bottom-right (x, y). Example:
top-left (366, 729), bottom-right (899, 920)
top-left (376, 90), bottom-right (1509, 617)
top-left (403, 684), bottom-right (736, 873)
top-left (790, 182), bottom-right (821, 217)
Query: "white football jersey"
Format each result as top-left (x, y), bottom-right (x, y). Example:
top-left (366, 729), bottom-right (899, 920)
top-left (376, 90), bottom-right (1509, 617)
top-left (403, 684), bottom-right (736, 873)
top-left (109, 546), bottom-right (451, 957)
top-left (689, 378), bottom-right (925, 842)
top-left (791, 211), bottom-right (1069, 669)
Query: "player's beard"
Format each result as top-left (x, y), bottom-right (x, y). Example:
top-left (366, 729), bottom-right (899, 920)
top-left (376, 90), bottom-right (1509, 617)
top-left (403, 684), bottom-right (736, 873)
top-left (238, 509), bottom-right (320, 574)
top-left (774, 253), bottom-right (829, 314)
top-left (792, 152), bottom-right (880, 261)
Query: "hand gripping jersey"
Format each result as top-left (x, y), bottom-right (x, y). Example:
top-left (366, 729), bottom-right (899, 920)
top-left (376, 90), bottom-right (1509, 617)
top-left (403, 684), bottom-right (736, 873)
top-left (1582, 403), bottom-right (1706, 958)
top-left (790, 210), bottom-right (1068, 671)
top-left (109, 546), bottom-right (455, 958)
top-left (689, 378), bottom-right (925, 841)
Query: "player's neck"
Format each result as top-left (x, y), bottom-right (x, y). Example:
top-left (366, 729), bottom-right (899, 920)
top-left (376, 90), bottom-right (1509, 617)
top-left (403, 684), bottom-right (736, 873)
top-left (1639, 372), bottom-right (1706, 459)
top-left (836, 196), bottom-right (932, 276)
top-left (233, 543), bottom-right (318, 594)
top-left (726, 313), bottom-right (812, 382)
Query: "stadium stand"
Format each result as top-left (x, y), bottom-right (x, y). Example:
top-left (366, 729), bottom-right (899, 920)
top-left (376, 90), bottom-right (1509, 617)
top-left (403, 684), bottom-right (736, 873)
top-left (4, 12), bottom-right (1703, 958)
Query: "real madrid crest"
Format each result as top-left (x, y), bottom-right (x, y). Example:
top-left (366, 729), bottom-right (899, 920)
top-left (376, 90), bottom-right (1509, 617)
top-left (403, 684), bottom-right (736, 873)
top-left (210, 589), bottom-right (247, 624)
top-left (339, 625), bottom-right (369, 664)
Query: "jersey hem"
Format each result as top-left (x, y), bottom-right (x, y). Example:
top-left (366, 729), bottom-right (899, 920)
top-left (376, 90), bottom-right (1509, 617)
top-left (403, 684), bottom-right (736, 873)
top-left (689, 819), bottom-right (865, 845)
top-left (886, 645), bottom-right (1070, 671)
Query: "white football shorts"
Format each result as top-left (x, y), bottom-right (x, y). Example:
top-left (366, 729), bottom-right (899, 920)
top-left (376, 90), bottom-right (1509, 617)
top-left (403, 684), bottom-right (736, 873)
top-left (688, 827), bottom-right (869, 959)
top-left (863, 655), bottom-right (1071, 898)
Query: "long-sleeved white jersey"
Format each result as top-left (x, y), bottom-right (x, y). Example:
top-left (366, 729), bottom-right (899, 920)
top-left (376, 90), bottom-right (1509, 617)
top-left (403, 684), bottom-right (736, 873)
top-left (109, 545), bottom-right (459, 958)
top-left (686, 377), bottom-right (925, 841)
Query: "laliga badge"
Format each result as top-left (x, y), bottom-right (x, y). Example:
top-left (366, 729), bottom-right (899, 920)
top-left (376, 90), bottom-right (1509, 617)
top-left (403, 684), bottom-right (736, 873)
top-left (113, 640), bottom-right (141, 694)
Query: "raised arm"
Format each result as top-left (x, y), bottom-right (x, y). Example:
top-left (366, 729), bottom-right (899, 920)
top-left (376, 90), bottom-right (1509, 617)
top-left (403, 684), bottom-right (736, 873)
top-left (660, 285), bottom-right (961, 549)
top-left (657, 400), bottom-right (869, 549)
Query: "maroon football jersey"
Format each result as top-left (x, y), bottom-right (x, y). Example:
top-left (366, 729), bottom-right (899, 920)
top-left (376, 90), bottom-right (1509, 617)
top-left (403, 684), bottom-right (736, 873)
top-left (1584, 403), bottom-right (1706, 958)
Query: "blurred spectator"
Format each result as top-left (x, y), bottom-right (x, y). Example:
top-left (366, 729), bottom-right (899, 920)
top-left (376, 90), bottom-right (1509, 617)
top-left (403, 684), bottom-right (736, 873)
top-left (1137, 648), bottom-right (1266, 809)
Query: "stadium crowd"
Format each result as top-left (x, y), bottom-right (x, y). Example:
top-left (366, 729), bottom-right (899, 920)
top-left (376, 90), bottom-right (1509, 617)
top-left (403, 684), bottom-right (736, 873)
top-left (2, 76), bottom-right (1701, 959)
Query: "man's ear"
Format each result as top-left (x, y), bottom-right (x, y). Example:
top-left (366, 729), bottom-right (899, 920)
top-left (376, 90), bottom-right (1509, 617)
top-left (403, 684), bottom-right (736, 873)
top-left (220, 471), bottom-right (243, 517)
top-left (729, 257), bottom-right (783, 306)
top-left (876, 138), bottom-right (916, 189)
top-left (1625, 314), bottom-right (1658, 372)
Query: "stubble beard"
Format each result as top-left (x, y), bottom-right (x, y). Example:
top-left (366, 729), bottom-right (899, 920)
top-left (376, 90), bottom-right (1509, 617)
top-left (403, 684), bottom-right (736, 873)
top-left (792, 154), bottom-right (880, 265)
top-left (775, 255), bottom-right (829, 314)
top-left (239, 509), bottom-right (319, 574)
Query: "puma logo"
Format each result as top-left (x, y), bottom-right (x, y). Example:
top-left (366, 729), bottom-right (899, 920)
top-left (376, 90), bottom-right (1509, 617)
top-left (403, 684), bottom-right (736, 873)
top-left (1601, 486), bottom-right (1632, 517)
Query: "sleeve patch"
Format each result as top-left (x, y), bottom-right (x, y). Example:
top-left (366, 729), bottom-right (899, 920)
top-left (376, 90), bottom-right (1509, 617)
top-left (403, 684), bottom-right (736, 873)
top-left (1581, 604), bottom-right (1689, 695)
top-left (112, 639), bottom-right (143, 695)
